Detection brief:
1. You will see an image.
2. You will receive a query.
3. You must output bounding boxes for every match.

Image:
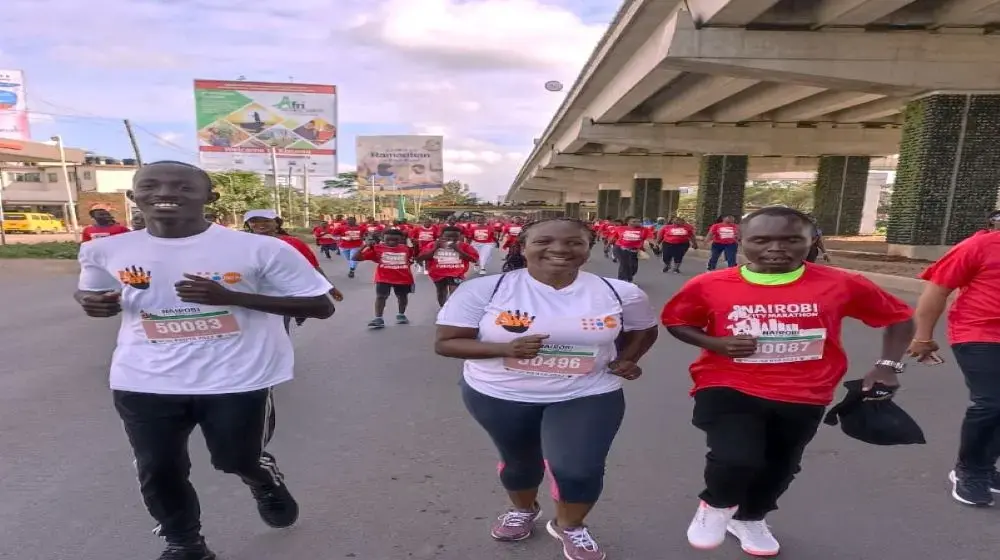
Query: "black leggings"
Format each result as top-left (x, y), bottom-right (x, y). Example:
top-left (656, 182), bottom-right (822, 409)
top-left (461, 381), bottom-right (625, 503)
top-left (661, 242), bottom-right (690, 265)
top-left (613, 246), bottom-right (640, 282)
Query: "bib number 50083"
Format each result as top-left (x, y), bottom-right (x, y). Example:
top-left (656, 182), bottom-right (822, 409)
top-left (154, 318), bottom-right (223, 334)
top-left (516, 356), bottom-right (581, 370)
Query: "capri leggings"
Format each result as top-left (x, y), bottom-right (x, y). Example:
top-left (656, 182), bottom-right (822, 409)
top-left (461, 380), bottom-right (625, 504)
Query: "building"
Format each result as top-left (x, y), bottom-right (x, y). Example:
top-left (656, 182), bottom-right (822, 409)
top-left (0, 138), bottom-right (87, 222)
top-left (2, 156), bottom-right (138, 219)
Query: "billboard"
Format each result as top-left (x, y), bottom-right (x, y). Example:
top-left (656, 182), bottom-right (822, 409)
top-left (357, 135), bottom-right (444, 191)
top-left (0, 70), bottom-right (30, 140)
top-left (194, 79), bottom-right (337, 176)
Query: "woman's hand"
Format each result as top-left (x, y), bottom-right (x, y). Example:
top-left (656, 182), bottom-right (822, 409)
top-left (609, 360), bottom-right (642, 380)
top-left (504, 334), bottom-right (550, 358)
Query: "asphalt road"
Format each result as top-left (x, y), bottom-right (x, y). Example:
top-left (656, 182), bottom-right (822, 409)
top-left (1, 249), bottom-right (997, 560)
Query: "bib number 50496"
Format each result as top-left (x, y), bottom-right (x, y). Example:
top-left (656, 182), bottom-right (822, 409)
top-left (516, 356), bottom-right (581, 370)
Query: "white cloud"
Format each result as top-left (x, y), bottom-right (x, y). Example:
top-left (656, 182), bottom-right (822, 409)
top-left (0, 0), bottom-right (614, 198)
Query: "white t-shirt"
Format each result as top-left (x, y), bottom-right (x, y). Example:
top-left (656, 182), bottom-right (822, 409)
top-left (436, 269), bottom-right (657, 403)
top-left (77, 225), bottom-right (332, 395)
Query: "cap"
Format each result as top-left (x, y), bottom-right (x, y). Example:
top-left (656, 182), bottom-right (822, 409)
top-left (243, 209), bottom-right (278, 223)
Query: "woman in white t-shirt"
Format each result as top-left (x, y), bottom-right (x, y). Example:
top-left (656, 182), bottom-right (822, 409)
top-left (435, 217), bottom-right (659, 560)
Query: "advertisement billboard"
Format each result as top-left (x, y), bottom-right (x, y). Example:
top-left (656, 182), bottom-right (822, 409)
top-left (356, 135), bottom-right (444, 191)
top-left (194, 79), bottom-right (337, 176)
top-left (0, 70), bottom-right (30, 140)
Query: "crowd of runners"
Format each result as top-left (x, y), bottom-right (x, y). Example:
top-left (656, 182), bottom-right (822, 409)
top-left (72, 161), bottom-right (1000, 560)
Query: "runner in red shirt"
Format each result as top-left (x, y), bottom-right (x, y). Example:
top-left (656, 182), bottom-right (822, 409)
top-left (910, 228), bottom-right (1000, 506)
top-left (415, 226), bottom-right (479, 306)
top-left (657, 217), bottom-right (698, 274)
top-left (332, 217), bottom-right (366, 278)
top-left (362, 217), bottom-right (385, 241)
top-left (609, 216), bottom-right (652, 283)
top-left (312, 220), bottom-right (338, 259)
top-left (466, 216), bottom-right (498, 275)
top-left (500, 217), bottom-right (525, 250)
top-left (353, 229), bottom-right (414, 329)
top-left (410, 218), bottom-right (440, 275)
top-left (244, 209), bottom-right (344, 331)
top-left (329, 214), bottom-right (345, 255)
top-left (662, 206), bottom-right (913, 556)
top-left (81, 208), bottom-right (130, 242)
top-left (705, 215), bottom-right (741, 270)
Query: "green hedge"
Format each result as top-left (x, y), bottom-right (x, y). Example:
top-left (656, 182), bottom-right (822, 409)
top-left (0, 242), bottom-right (80, 259)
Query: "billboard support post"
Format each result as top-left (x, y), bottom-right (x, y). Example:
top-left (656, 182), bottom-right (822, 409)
top-left (303, 165), bottom-right (310, 227)
top-left (269, 147), bottom-right (280, 214)
top-left (370, 174), bottom-right (377, 218)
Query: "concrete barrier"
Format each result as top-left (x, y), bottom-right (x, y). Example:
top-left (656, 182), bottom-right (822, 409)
top-left (680, 248), bottom-right (926, 294)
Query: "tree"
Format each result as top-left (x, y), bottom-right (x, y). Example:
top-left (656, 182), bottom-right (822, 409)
top-left (206, 172), bottom-right (273, 225)
top-left (428, 180), bottom-right (472, 205)
top-left (743, 181), bottom-right (814, 211)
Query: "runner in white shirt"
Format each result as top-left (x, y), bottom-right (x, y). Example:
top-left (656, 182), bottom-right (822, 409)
top-left (74, 161), bottom-right (335, 560)
top-left (435, 217), bottom-right (659, 560)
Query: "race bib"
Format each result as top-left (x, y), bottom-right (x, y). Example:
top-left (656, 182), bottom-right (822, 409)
top-left (91, 233), bottom-right (111, 239)
top-left (669, 228), bottom-right (687, 236)
top-left (345, 230), bottom-right (361, 240)
top-left (418, 231), bottom-right (434, 241)
top-left (435, 248), bottom-right (462, 266)
top-left (734, 329), bottom-right (826, 364)
top-left (503, 345), bottom-right (599, 378)
top-left (141, 310), bottom-right (241, 344)
top-left (380, 251), bottom-right (408, 268)
top-left (507, 227), bottom-right (522, 235)
top-left (718, 227), bottom-right (736, 239)
top-left (622, 231), bottom-right (641, 241)
top-left (474, 230), bottom-right (489, 241)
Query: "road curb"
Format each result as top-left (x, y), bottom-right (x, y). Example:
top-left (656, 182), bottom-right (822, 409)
top-left (681, 248), bottom-right (926, 294)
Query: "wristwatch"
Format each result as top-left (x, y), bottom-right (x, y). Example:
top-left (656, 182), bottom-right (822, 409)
top-left (874, 359), bottom-right (906, 373)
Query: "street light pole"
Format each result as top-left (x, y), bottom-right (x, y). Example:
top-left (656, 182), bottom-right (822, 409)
top-left (53, 135), bottom-right (80, 242)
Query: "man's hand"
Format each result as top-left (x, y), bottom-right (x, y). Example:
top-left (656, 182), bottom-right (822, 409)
top-left (331, 287), bottom-right (345, 302)
top-left (707, 335), bottom-right (758, 358)
top-left (174, 274), bottom-right (239, 306)
top-left (505, 334), bottom-right (550, 358)
top-left (78, 291), bottom-right (122, 317)
top-left (609, 360), bottom-right (642, 380)
top-left (862, 366), bottom-right (900, 394)
top-left (907, 339), bottom-right (939, 362)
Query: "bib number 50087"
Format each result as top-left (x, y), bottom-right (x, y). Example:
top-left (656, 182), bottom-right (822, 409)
top-left (154, 318), bottom-right (223, 334)
top-left (516, 356), bottom-right (581, 370)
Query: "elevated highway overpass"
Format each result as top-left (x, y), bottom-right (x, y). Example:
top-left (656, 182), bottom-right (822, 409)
top-left (508, 0), bottom-right (1000, 258)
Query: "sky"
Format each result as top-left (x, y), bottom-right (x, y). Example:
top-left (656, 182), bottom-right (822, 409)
top-left (0, 0), bottom-right (619, 199)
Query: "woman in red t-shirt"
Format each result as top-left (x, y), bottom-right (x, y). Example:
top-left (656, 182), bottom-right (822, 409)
top-left (353, 229), bottom-right (415, 329)
top-left (662, 206), bottom-right (913, 556)
top-left (415, 226), bottom-right (479, 306)
top-left (657, 217), bottom-right (698, 274)
top-left (705, 215), bottom-right (740, 270)
top-left (609, 216), bottom-right (651, 283)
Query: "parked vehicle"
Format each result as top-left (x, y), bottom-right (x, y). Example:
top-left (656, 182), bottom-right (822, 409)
top-left (1, 212), bottom-right (65, 234)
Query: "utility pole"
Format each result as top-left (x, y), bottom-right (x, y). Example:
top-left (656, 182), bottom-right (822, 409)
top-left (303, 165), bottom-right (310, 227)
top-left (0, 171), bottom-right (7, 246)
top-left (287, 165), bottom-right (294, 222)
top-left (123, 119), bottom-right (144, 165)
top-left (269, 147), bottom-right (281, 214)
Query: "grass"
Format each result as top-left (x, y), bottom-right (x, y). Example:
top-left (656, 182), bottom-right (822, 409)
top-left (0, 242), bottom-right (80, 259)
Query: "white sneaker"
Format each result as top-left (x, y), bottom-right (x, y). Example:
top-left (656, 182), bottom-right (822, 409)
top-left (727, 519), bottom-right (780, 557)
top-left (686, 501), bottom-right (737, 550)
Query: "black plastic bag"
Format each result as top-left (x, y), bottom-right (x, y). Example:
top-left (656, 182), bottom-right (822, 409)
top-left (823, 379), bottom-right (926, 446)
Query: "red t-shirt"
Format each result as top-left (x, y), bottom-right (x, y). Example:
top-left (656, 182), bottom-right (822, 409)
top-left (919, 231), bottom-right (1000, 344)
top-left (467, 225), bottom-right (497, 243)
top-left (659, 224), bottom-right (695, 244)
top-left (613, 226), bottom-right (651, 250)
top-left (278, 235), bottom-right (320, 267)
top-left (708, 223), bottom-right (740, 245)
top-left (333, 225), bottom-right (365, 249)
top-left (420, 241), bottom-right (479, 281)
top-left (357, 244), bottom-right (414, 285)
top-left (410, 226), bottom-right (438, 244)
top-left (363, 223), bottom-right (385, 236)
top-left (313, 225), bottom-right (336, 245)
top-left (501, 224), bottom-right (524, 248)
top-left (82, 224), bottom-right (130, 242)
top-left (661, 264), bottom-right (913, 405)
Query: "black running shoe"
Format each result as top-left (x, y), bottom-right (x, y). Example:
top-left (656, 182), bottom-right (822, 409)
top-left (950, 471), bottom-right (994, 506)
top-left (348, 269), bottom-right (355, 279)
top-left (157, 539), bottom-right (216, 560)
top-left (252, 482), bottom-right (300, 528)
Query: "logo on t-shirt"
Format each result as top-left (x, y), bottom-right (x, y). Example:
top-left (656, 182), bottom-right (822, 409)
top-left (118, 265), bottom-right (151, 290)
top-left (725, 303), bottom-right (819, 336)
top-left (496, 310), bottom-right (534, 333)
top-left (580, 316), bottom-right (618, 331)
top-left (192, 271), bottom-right (243, 284)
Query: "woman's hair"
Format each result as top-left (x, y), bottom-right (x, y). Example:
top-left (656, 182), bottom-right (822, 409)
top-left (440, 226), bottom-right (464, 235)
top-left (502, 217), bottom-right (596, 272)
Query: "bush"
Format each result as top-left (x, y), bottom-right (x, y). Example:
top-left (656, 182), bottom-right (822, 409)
top-left (0, 242), bottom-right (80, 259)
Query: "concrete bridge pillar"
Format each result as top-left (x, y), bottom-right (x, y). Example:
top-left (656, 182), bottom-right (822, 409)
top-left (597, 184), bottom-right (622, 220)
top-left (631, 176), bottom-right (663, 221)
top-left (813, 156), bottom-right (871, 236)
top-left (887, 94), bottom-right (1000, 259)
top-left (661, 190), bottom-right (681, 219)
top-left (695, 155), bottom-right (748, 235)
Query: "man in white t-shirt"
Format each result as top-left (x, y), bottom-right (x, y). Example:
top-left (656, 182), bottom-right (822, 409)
top-left (75, 161), bottom-right (335, 560)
